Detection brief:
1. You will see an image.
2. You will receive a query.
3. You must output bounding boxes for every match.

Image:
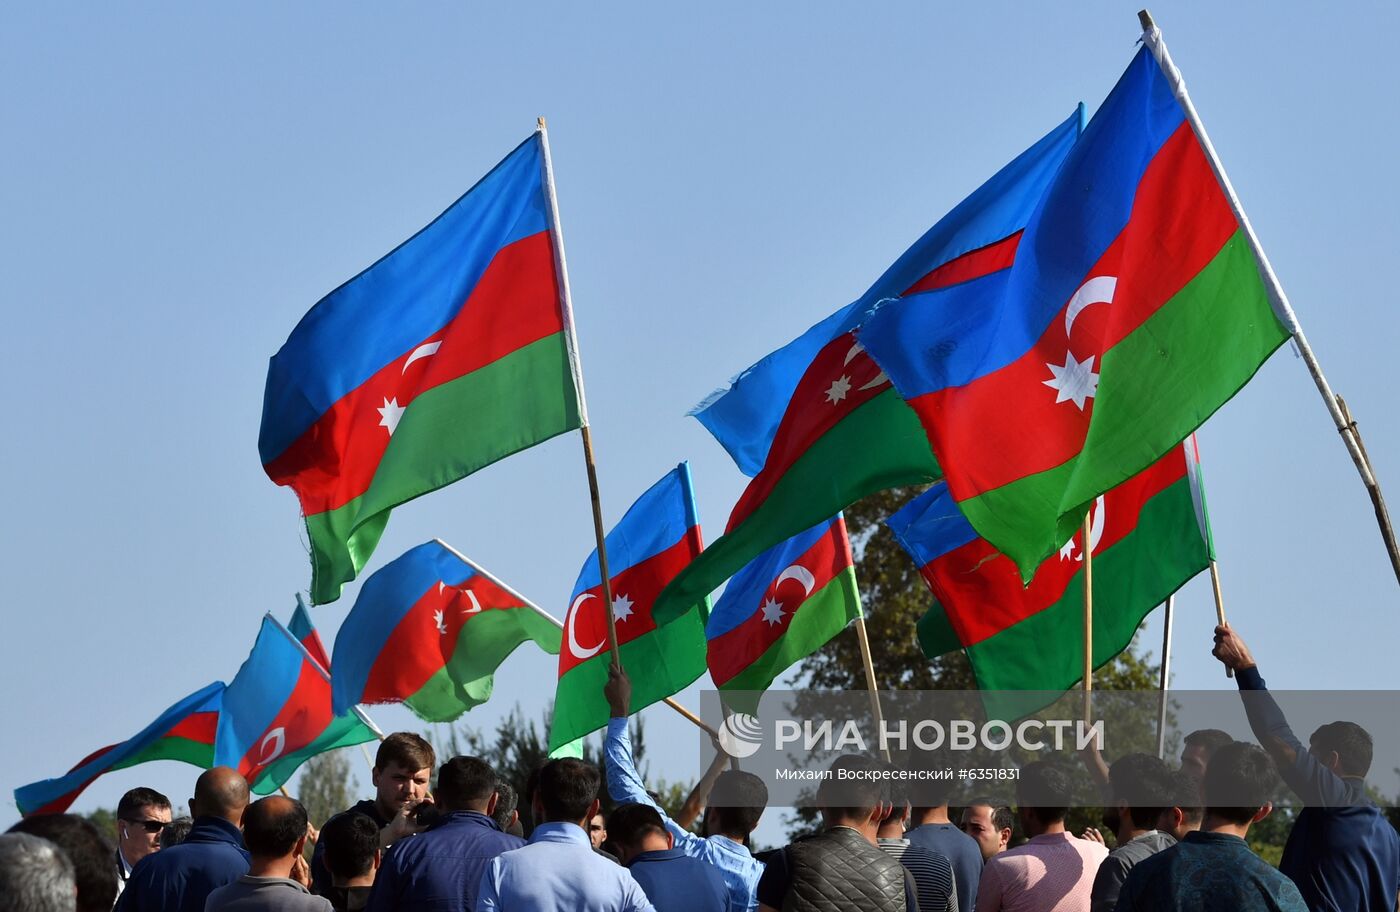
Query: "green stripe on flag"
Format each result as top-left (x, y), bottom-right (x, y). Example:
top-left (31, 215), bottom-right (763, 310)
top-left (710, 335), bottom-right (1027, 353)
top-left (251, 714), bottom-right (379, 795)
top-left (113, 737), bottom-right (214, 773)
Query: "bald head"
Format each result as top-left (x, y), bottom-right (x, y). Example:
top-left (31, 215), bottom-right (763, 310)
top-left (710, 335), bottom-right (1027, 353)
top-left (191, 767), bottom-right (250, 823)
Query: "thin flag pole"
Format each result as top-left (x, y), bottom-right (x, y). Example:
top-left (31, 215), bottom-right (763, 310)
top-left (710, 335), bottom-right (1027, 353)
top-left (1082, 512), bottom-right (1094, 725)
top-left (1208, 561), bottom-right (1233, 679)
top-left (1156, 596), bottom-right (1174, 759)
top-left (1139, 10), bottom-right (1400, 588)
top-left (852, 616), bottom-right (891, 763)
top-left (266, 611), bottom-right (386, 744)
top-left (536, 117), bottom-right (623, 662)
top-left (433, 539), bottom-right (718, 739)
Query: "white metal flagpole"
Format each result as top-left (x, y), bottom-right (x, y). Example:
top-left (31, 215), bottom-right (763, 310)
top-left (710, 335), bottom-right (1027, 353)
top-left (1139, 9), bottom-right (1400, 588)
top-left (1156, 596), bottom-right (1174, 759)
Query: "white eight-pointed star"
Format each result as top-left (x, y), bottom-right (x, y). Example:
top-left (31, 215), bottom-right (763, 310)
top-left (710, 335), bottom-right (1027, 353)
top-left (760, 597), bottom-right (785, 626)
top-left (433, 608), bottom-right (447, 635)
top-left (612, 593), bottom-right (635, 623)
top-left (378, 397), bottom-right (406, 435)
top-left (1042, 352), bottom-right (1100, 410)
top-left (826, 375), bottom-right (852, 405)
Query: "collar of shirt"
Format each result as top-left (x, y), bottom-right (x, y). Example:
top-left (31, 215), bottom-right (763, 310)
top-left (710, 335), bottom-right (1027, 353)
top-left (433, 810), bottom-right (503, 831)
top-left (529, 821), bottom-right (591, 847)
top-left (706, 833), bottom-right (754, 858)
top-left (116, 849), bottom-right (133, 879)
top-left (1026, 831), bottom-right (1075, 845)
top-left (629, 847), bottom-right (688, 865)
top-left (188, 816), bottom-right (247, 848)
top-left (1184, 830), bottom-right (1249, 848)
top-left (1125, 830), bottom-right (1164, 844)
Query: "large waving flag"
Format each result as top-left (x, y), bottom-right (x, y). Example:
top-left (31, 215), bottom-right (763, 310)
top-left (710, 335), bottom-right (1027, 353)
top-left (331, 541), bottom-right (561, 722)
top-left (550, 463), bottom-right (708, 751)
top-left (889, 437), bottom-right (1212, 720)
top-left (860, 47), bottom-right (1290, 580)
top-left (706, 516), bottom-right (861, 715)
top-left (654, 112), bottom-right (1082, 628)
top-left (217, 616), bottom-right (378, 794)
top-left (15, 682), bottom-right (223, 816)
top-left (260, 130), bottom-right (584, 604)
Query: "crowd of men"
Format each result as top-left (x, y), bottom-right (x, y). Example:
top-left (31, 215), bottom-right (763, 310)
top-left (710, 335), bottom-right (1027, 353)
top-left (4, 625), bottom-right (1398, 911)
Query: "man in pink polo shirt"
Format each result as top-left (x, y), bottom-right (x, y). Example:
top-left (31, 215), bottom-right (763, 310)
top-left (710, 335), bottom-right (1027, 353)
top-left (975, 762), bottom-right (1107, 912)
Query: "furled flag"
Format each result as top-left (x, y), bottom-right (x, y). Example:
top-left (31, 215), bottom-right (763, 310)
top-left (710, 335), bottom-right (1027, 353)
top-left (888, 436), bottom-right (1213, 720)
top-left (705, 516), bottom-right (861, 715)
top-left (860, 47), bottom-right (1290, 581)
top-left (653, 111), bottom-right (1083, 627)
top-left (15, 682), bottom-right (223, 816)
top-left (260, 131), bottom-right (584, 604)
top-left (550, 463), bottom-right (708, 751)
top-left (331, 541), bottom-right (562, 722)
top-left (217, 616), bottom-right (378, 794)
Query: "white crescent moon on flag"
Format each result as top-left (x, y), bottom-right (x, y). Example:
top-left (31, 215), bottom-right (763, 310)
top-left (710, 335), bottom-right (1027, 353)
top-left (775, 564), bottom-right (817, 597)
top-left (566, 593), bottom-right (605, 660)
top-left (460, 589), bottom-right (483, 614)
top-left (1064, 276), bottom-right (1117, 338)
top-left (402, 341), bottom-right (442, 373)
top-left (1086, 495), bottom-right (1107, 555)
top-left (257, 727), bottom-right (286, 766)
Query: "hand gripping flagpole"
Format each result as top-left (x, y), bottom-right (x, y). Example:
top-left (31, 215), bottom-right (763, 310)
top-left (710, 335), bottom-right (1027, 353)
top-left (1139, 10), bottom-right (1400, 589)
top-left (433, 539), bottom-right (719, 740)
top-left (537, 117), bottom-right (624, 665)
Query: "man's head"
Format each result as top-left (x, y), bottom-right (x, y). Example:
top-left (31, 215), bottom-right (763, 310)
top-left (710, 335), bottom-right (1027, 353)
top-left (159, 818), bottom-right (192, 850)
top-left (815, 755), bottom-right (887, 834)
top-left (241, 796), bottom-right (309, 862)
top-left (0, 833), bottom-right (76, 912)
top-left (1159, 769), bottom-right (1204, 841)
top-left (607, 803), bottom-right (672, 864)
top-left (909, 751), bottom-right (957, 821)
top-left (1310, 721), bottom-right (1373, 778)
top-left (703, 770), bottom-right (767, 840)
top-left (532, 759), bottom-right (601, 827)
top-left (8, 814), bottom-right (116, 912)
top-left (960, 800), bottom-right (1013, 860)
top-left (876, 777), bottom-right (911, 839)
top-left (435, 756), bottom-right (498, 816)
top-left (371, 733), bottom-right (435, 818)
top-left (492, 780), bottom-right (521, 836)
top-left (190, 767), bottom-right (250, 825)
top-left (1015, 761), bottom-right (1073, 837)
top-left (587, 812), bottom-right (607, 849)
top-left (1202, 741), bottom-right (1278, 831)
top-left (115, 787), bottom-right (171, 865)
top-left (1109, 753), bottom-right (1176, 835)
top-left (320, 812), bottom-right (381, 889)
top-left (1180, 729), bottom-right (1233, 782)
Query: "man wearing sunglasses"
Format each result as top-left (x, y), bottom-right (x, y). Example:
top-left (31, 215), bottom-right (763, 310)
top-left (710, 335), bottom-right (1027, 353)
top-left (115, 787), bottom-right (172, 901)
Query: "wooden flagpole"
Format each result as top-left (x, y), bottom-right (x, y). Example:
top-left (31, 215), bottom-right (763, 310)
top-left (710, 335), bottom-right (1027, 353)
top-left (1208, 561), bottom-right (1233, 679)
top-left (1082, 512), bottom-right (1094, 725)
top-left (1139, 10), bottom-right (1400, 589)
top-left (536, 116), bottom-right (623, 663)
top-left (1156, 596), bottom-right (1174, 759)
top-left (433, 539), bottom-right (718, 739)
top-left (852, 616), bottom-right (891, 763)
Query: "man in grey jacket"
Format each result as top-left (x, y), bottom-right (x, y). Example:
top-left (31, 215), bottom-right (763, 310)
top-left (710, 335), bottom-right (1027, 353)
top-left (205, 796), bottom-right (329, 912)
top-left (1088, 753), bottom-right (1178, 912)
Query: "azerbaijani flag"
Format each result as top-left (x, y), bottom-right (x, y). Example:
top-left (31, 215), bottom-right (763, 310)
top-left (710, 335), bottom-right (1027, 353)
top-left (217, 616), bottom-right (378, 795)
top-left (888, 437), bottom-right (1212, 720)
top-left (550, 464), bottom-right (708, 751)
top-left (654, 112), bottom-right (1082, 627)
top-left (260, 130), bottom-right (583, 604)
top-left (290, 597), bottom-right (331, 671)
top-left (15, 682), bottom-right (223, 816)
top-left (331, 541), bottom-right (561, 722)
top-left (860, 47), bottom-right (1290, 580)
top-left (705, 516), bottom-right (861, 715)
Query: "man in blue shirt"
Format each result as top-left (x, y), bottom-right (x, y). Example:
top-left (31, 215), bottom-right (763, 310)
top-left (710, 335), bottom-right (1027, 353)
top-left (477, 757), bottom-right (654, 912)
top-left (907, 771), bottom-right (982, 911)
top-left (604, 665), bottom-right (767, 912)
top-left (366, 756), bottom-right (524, 912)
top-left (115, 767), bottom-right (252, 912)
top-left (609, 802), bottom-right (728, 912)
top-left (1213, 623), bottom-right (1400, 912)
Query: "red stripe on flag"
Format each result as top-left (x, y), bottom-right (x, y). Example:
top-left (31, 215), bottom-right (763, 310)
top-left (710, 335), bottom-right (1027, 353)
top-left (237, 663), bottom-right (333, 782)
top-left (902, 231), bottom-right (1023, 297)
top-left (924, 448), bottom-right (1188, 646)
top-left (914, 123), bottom-right (1236, 499)
top-left (265, 229), bottom-right (565, 514)
top-left (362, 575), bottom-right (523, 704)
top-left (707, 519), bottom-right (852, 687)
top-left (165, 711), bottom-right (219, 746)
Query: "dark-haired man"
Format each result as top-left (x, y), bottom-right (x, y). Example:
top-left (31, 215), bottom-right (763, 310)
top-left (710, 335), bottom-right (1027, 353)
top-left (1214, 623), bottom-right (1400, 912)
top-left (310, 732), bottom-right (435, 896)
top-left (877, 785), bottom-right (958, 912)
top-left (604, 665), bottom-right (766, 912)
top-left (609, 803), bottom-right (728, 912)
top-left (1089, 754), bottom-right (1177, 912)
top-left (114, 787), bottom-right (172, 900)
top-left (115, 767), bottom-right (251, 912)
top-left (1114, 741), bottom-right (1306, 911)
top-left (491, 780), bottom-right (522, 838)
top-left (8, 813), bottom-right (119, 912)
top-left (757, 755), bottom-right (917, 912)
top-left (366, 756), bottom-right (523, 912)
top-left (1158, 771), bottom-right (1203, 843)
top-left (960, 800), bottom-right (1013, 862)
top-left (908, 765), bottom-right (982, 912)
top-left (319, 813), bottom-right (380, 912)
top-left (1179, 730), bottom-right (1232, 783)
top-left (974, 761), bottom-right (1107, 912)
top-left (478, 758), bottom-right (654, 911)
top-left (205, 795), bottom-right (329, 912)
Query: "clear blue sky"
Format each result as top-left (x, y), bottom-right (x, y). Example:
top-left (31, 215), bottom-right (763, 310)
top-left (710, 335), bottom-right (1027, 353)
top-left (3, 2), bottom-right (1397, 845)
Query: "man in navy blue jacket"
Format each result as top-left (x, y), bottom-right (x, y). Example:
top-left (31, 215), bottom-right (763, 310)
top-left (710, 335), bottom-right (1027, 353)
top-left (364, 756), bottom-right (524, 912)
top-left (610, 803), bottom-right (727, 912)
top-left (115, 767), bottom-right (251, 912)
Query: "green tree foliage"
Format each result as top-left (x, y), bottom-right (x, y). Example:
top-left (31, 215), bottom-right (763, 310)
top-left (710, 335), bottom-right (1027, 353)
top-left (82, 807), bottom-right (118, 843)
top-left (297, 748), bottom-right (359, 827)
